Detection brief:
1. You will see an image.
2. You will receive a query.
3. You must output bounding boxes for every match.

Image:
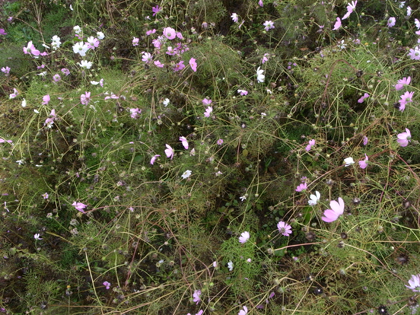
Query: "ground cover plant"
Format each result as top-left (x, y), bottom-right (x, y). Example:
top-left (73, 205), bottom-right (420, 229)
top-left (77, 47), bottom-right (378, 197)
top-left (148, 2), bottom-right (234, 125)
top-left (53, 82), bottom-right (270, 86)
top-left (1, 0), bottom-right (420, 314)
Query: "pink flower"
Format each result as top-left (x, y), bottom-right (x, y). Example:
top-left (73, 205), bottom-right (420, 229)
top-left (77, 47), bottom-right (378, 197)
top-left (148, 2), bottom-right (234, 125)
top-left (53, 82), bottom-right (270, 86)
top-left (357, 92), bottom-right (370, 103)
top-left (406, 274), bottom-right (420, 293)
top-left (103, 281), bottom-right (111, 289)
top-left (132, 37), bottom-right (139, 46)
top-left (146, 29), bottom-right (156, 36)
top-left (358, 154), bottom-right (368, 169)
top-left (1, 66), bottom-right (10, 75)
top-left (80, 92), bottom-right (91, 105)
top-left (295, 182), bottom-right (307, 192)
top-left (261, 53), bottom-right (269, 64)
top-left (277, 221), bottom-right (292, 236)
top-left (173, 61), bottom-right (185, 72)
top-left (130, 108), bottom-right (141, 119)
top-left (322, 197), bottom-right (345, 222)
top-left (237, 89), bottom-right (248, 96)
top-left (263, 20), bottom-right (275, 31)
top-left (0, 28), bottom-right (7, 35)
top-left (53, 74), bottom-right (61, 82)
top-left (179, 136), bottom-right (189, 149)
top-left (163, 27), bottom-right (176, 40)
top-left (204, 106), bottom-right (213, 117)
top-left (305, 139), bottom-right (315, 152)
top-left (152, 5), bottom-right (161, 16)
top-left (192, 290), bottom-right (201, 304)
top-left (395, 76), bottom-right (411, 91)
top-left (342, 1), bottom-right (357, 20)
top-left (42, 94), bottom-right (50, 105)
top-left (333, 17), bottom-right (342, 31)
top-left (217, 139), bottom-right (224, 145)
top-left (238, 306), bottom-right (248, 315)
top-left (408, 47), bottom-right (420, 60)
top-left (258, 0), bottom-right (263, 7)
top-left (397, 128), bottom-right (411, 147)
top-left (189, 58), bottom-right (197, 72)
top-left (142, 52), bottom-right (152, 63)
top-left (202, 98), bottom-right (212, 106)
top-left (150, 154), bottom-right (160, 165)
top-left (398, 91), bottom-right (414, 111)
top-left (362, 136), bottom-right (368, 146)
top-left (72, 201), bottom-right (87, 213)
top-left (61, 68), bottom-right (70, 76)
top-left (387, 17), bottom-right (396, 27)
top-left (154, 60), bottom-right (164, 68)
top-left (239, 231), bottom-right (250, 243)
top-left (165, 144), bottom-right (174, 159)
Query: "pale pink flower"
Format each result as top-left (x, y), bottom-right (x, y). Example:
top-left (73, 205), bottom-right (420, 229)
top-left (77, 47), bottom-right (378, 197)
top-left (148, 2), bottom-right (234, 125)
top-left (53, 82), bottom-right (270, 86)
top-left (179, 136), bottom-right (189, 149)
top-left (204, 106), bottom-right (213, 117)
top-left (9, 88), bottom-right (18, 99)
top-left (363, 136), bottom-right (368, 146)
top-left (61, 68), bottom-right (70, 76)
top-left (237, 89), bottom-right (248, 96)
top-left (239, 231), bottom-right (250, 243)
top-left (277, 221), bottom-right (292, 236)
top-left (192, 290), bottom-right (201, 304)
top-left (132, 37), bottom-right (139, 46)
top-left (322, 197), bottom-right (345, 222)
top-left (189, 58), bottom-right (197, 72)
top-left (358, 154), bottom-right (368, 169)
top-left (342, 1), bottom-right (357, 20)
top-left (152, 5), bottom-right (161, 16)
top-left (258, 0), bottom-right (263, 7)
top-left (154, 60), bottom-right (164, 68)
top-left (42, 94), bottom-right (50, 105)
top-left (72, 201), bottom-right (87, 213)
top-left (202, 98), bottom-right (212, 105)
top-left (217, 139), bottom-right (224, 145)
top-left (397, 128), bottom-right (411, 147)
top-left (165, 144), bottom-right (174, 159)
top-left (103, 281), bottom-right (111, 289)
top-left (146, 29), bottom-right (156, 36)
top-left (305, 139), bottom-right (315, 152)
top-left (263, 20), bottom-right (275, 31)
top-left (53, 74), bottom-right (61, 82)
top-left (387, 17), bottom-right (396, 27)
top-left (130, 108), bottom-right (141, 119)
top-left (1, 66), bottom-right (10, 76)
top-left (238, 306), bottom-right (248, 315)
top-left (398, 91), bottom-right (414, 112)
top-left (395, 76), bottom-right (411, 91)
top-left (80, 92), bottom-right (91, 105)
top-left (333, 17), bottom-right (342, 31)
top-left (163, 27), bottom-right (176, 40)
top-left (261, 53), bottom-right (269, 64)
top-left (150, 154), bottom-right (160, 165)
top-left (141, 52), bottom-right (152, 63)
top-left (295, 182), bottom-right (307, 192)
top-left (357, 92), bottom-right (369, 103)
top-left (406, 274), bottom-right (420, 293)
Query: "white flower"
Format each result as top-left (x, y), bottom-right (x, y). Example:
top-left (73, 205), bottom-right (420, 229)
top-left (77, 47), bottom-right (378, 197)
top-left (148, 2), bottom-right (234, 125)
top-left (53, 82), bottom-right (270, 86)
top-left (73, 25), bottom-right (81, 34)
top-left (78, 60), bottom-right (93, 69)
top-left (344, 157), bottom-right (355, 167)
top-left (308, 191), bottom-right (320, 206)
top-left (141, 51), bottom-right (152, 63)
top-left (34, 233), bottom-right (42, 240)
top-left (227, 261), bottom-right (234, 271)
top-left (181, 170), bottom-right (192, 179)
top-left (73, 42), bottom-right (89, 56)
top-left (69, 4), bottom-right (73, 10)
top-left (256, 67), bottom-right (265, 83)
top-left (163, 98), bottom-right (170, 107)
top-left (21, 98), bottom-right (27, 107)
top-left (231, 13), bottom-right (239, 23)
top-left (407, 6), bottom-right (412, 17)
top-left (415, 19), bottom-right (420, 29)
top-left (51, 35), bottom-right (61, 50)
top-left (97, 31), bottom-right (105, 39)
top-left (239, 195), bottom-right (246, 202)
top-left (38, 71), bottom-right (47, 77)
top-left (16, 160), bottom-right (25, 165)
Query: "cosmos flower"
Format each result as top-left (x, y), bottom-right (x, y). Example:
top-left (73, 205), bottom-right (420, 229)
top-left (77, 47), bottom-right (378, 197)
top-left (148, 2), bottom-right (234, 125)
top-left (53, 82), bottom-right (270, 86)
top-left (72, 201), bottom-right (87, 213)
top-left (150, 154), bottom-right (160, 165)
top-left (231, 13), bottom-right (239, 23)
top-left (204, 106), bottom-right (213, 117)
top-left (163, 27), bottom-right (176, 40)
top-left (295, 182), bottom-right (307, 192)
top-left (239, 231), bottom-right (250, 244)
top-left (395, 76), bottom-right (411, 91)
top-left (387, 17), bottom-right (396, 27)
top-left (179, 136), bottom-right (188, 149)
top-left (344, 157), bottom-right (355, 167)
top-left (192, 290), bottom-right (201, 304)
top-left (103, 281), bottom-right (111, 289)
top-left (357, 93), bottom-right (370, 103)
top-left (227, 261), bottom-right (234, 271)
top-left (333, 17), bottom-right (342, 30)
top-left (189, 58), bottom-right (197, 72)
top-left (308, 191), bottom-right (321, 206)
top-left (263, 20), bottom-right (275, 31)
top-left (358, 154), bottom-right (368, 169)
top-left (238, 306), bottom-right (248, 315)
top-left (256, 67), bottom-right (265, 83)
top-left (322, 197), bottom-right (345, 222)
top-left (181, 170), bottom-right (192, 179)
top-left (165, 144), bottom-right (174, 159)
top-left (406, 274), bottom-right (420, 293)
top-left (277, 221), bottom-right (292, 236)
top-left (397, 128), bottom-right (411, 147)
